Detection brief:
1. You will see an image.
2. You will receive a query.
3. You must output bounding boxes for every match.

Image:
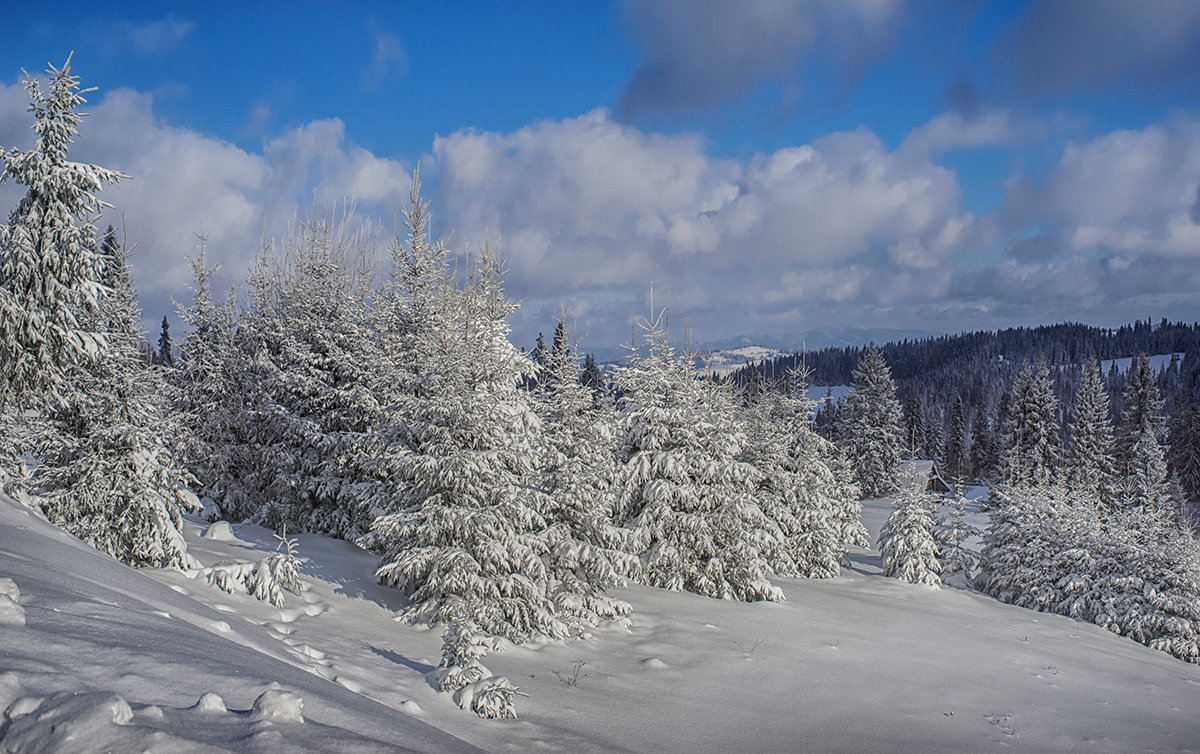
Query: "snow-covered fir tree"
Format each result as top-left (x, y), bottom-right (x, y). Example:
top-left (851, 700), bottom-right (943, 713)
top-left (935, 483), bottom-right (980, 579)
top-left (368, 183), bottom-right (592, 641)
top-left (1117, 355), bottom-right (1167, 472)
top-left (156, 315), bottom-right (174, 367)
top-left (1067, 357), bottom-right (1117, 506)
top-left (34, 234), bottom-right (198, 568)
top-left (614, 301), bottom-right (785, 602)
top-left (877, 474), bottom-right (941, 588)
top-left (532, 310), bottom-right (636, 629)
top-left (0, 57), bottom-right (124, 442)
top-left (1000, 361), bottom-right (1060, 485)
top-left (171, 235), bottom-right (270, 523)
top-left (1116, 355), bottom-right (1172, 515)
top-left (741, 369), bottom-right (851, 580)
top-left (245, 211), bottom-right (382, 539)
top-left (841, 345), bottom-right (904, 497)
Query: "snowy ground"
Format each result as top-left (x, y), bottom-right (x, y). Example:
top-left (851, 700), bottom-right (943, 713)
top-left (4, 485), bottom-right (1200, 752)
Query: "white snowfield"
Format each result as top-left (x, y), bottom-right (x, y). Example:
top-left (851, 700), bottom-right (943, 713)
top-left (3, 487), bottom-right (1200, 753)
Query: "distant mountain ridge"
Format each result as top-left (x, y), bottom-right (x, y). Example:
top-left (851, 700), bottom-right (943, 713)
top-left (590, 327), bottom-right (940, 365)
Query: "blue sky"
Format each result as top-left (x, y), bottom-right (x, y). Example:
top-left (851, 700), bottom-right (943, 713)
top-left (3, 1), bottom-right (1200, 350)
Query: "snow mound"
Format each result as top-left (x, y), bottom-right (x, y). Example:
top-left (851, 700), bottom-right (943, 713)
top-left (640, 657), bottom-right (668, 669)
top-left (249, 688), bottom-right (305, 723)
top-left (202, 520), bottom-right (237, 541)
top-left (190, 692), bottom-right (226, 714)
top-left (0, 577), bottom-right (23, 626)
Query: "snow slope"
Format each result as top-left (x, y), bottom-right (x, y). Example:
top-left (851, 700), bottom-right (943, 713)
top-left (4, 485), bottom-right (1200, 752)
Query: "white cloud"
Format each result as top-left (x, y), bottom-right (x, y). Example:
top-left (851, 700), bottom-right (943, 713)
top-left (899, 108), bottom-right (1023, 160)
top-left (431, 109), bottom-right (975, 346)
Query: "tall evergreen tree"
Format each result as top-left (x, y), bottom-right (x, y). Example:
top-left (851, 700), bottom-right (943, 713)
top-left (969, 397), bottom-right (998, 482)
top-left (1118, 355), bottom-right (1172, 515)
top-left (842, 345), bottom-right (904, 497)
top-left (246, 212), bottom-right (381, 539)
top-left (1001, 361), bottom-right (1060, 484)
top-left (370, 235), bottom-right (566, 641)
top-left (878, 475), bottom-right (941, 588)
top-left (34, 235), bottom-right (198, 568)
top-left (1067, 358), bottom-right (1117, 505)
top-left (533, 311), bottom-right (636, 628)
top-left (0, 57), bottom-right (125, 416)
top-left (943, 395), bottom-right (970, 482)
top-left (171, 234), bottom-right (269, 522)
top-left (156, 315), bottom-right (174, 367)
top-left (742, 369), bottom-right (862, 579)
top-left (614, 303), bottom-right (785, 602)
top-left (901, 392), bottom-right (926, 459)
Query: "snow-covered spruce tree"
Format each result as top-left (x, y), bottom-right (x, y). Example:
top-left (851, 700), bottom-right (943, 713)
top-left (1117, 355), bottom-right (1166, 472)
top-left (841, 345), bottom-right (903, 498)
top-left (741, 374), bottom-right (845, 579)
top-left (877, 475), bottom-right (941, 588)
top-left (976, 481), bottom-right (1090, 613)
top-left (34, 234), bottom-right (198, 568)
top-left (1000, 361), bottom-right (1061, 485)
top-left (1116, 355), bottom-right (1172, 515)
top-left (368, 188), bottom-right (574, 641)
top-left (0, 58), bottom-right (124, 477)
top-left (431, 615), bottom-right (496, 693)
top-left (171, 235), bottom-right (269, 523)
top-left (935, 483), bottom-right (980, 579)
top-left (533, 311), bottom-right (636, 628)
top-left (1066, 357), bottom-right (1117, 506)
top-left (245, 211), bottom-right (382, 539)
top-left (156, 315), bottom-right (174, 367)
top-left (614, 302), bottom-right (785, 602)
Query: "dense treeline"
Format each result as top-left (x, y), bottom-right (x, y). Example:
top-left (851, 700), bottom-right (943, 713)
top-left (726, 320), bottom-right (1200, 500)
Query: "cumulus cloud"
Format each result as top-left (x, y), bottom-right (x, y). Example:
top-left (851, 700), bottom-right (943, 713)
top-left (1001, 0), bottom-right (1200, 94)
top-left (977, 115), bottom-right (1200, 326)
top-left (431, 108), bottom-right (976, 346)
top-left (617, 0), bottom-right (902, 117)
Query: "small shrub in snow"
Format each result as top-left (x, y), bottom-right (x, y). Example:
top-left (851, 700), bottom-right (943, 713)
top-left (432, 614), bottom-right (525, 719)
top-left (455, 676), bottom-right (523, 719)
top-left (878, 479), bottom-right (941, 588)
top-left (430, 615), bottom-right (495, 693)
top-left (196, 530), bottom-right (302, 607)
